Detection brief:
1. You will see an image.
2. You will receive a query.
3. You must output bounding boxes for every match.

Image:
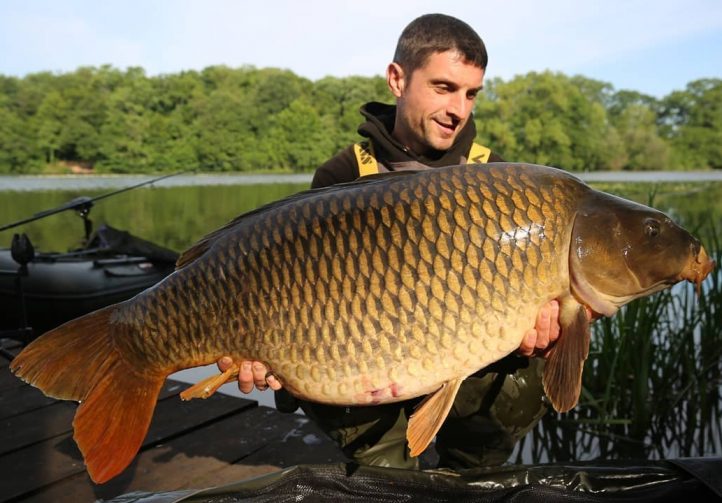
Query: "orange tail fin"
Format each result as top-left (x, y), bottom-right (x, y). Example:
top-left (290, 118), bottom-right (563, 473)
top-left (10, 305), bottom-right (165, 483)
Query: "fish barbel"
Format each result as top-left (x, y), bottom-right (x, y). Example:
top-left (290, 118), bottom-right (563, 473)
top-left (11, 163), bottom-right (715, 482)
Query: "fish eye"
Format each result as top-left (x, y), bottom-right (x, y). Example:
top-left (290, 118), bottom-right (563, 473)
top-left (644, 219), bottom-right (660, 238)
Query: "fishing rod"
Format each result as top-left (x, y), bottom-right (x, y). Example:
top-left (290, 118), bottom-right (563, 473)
top-left (0, 170), bottom-right (192, 233)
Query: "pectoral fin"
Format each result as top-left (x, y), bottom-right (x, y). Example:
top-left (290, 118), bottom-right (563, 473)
top-left (542, 300), bottom-right (591, 412)
top-left (180, 363), bottom-right (240, 400)
top-left (407, 378), bottom-right (463, 456)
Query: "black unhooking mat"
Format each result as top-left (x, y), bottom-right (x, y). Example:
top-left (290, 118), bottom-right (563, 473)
top-left (105, 458), bottom-right (722, 502)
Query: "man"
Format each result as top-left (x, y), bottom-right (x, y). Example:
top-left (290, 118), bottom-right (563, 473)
top-left (220, 13), bottom-right (560, 469)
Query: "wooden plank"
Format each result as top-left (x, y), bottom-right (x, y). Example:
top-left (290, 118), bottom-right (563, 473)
top-left (232, 408), bottom-right (438, 470)
top-left (0, 380), bottom-right (55, 420)
top-left (0, 338), bottom-right (21, 351)
top-left (143, 390), bottom-right (256, 446)
top-left (0, 364), bottom-right (26, 392)
top-left (159, 378), bottom-right (196, 401)
top-left (0, 401), bottom-right (76, 456)
top-left (0, 390), bottom-right (256, 502)
top-left (29, 406), bottom-right (347, 503)
top-left (0, 339), bottom-right (22, 369)
top-left (0, 349), bottom-right (47, 419)
top-left (231, 407), bottom-right (349, 467)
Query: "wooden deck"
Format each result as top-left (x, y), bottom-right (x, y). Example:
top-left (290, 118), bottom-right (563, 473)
top-left (0, 339), bottom-right (347, 502)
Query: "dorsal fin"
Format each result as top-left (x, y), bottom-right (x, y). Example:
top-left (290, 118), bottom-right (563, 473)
top-left (175, 240), bottom-right (210, 270)
top-left (357, 170), bottom-right (424, 181)
top-left (175, 170), bottom-right (424, 270)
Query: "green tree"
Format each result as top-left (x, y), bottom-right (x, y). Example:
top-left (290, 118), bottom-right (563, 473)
top-left (0, 64), bottom-right (719, 174)
top-left (313, 75), bottom-right (390, 154)
top-left (0, 77), bottom-right (43, 172)
top-left (476, 72), bottom-right (616, 171)
top-left (614, 104), bottom-right (670, 170)
top-left (0, 101), bottom-right (38, 172)
top-left (56, 66), bottom-right (119, 164)
top-left (34, 90), bottom-right (69, 164)
top-left (268, 97), bottom-right (337, 171)
top-left (607, 89), bottom-right (661, 120)
top-left (191, 84), bottom-right (262, 171)
top-left (660, 79), bottom-right (722, 169)
top-left (97, 68), bottom-right (154, 172)
top-left (142, 71), bottom-right (203, 170)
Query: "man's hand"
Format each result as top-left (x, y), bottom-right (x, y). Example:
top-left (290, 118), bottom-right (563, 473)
top-left (518, 300), bottom-right (560, 357)
top-left (217, 356), bottom-right (282, 393)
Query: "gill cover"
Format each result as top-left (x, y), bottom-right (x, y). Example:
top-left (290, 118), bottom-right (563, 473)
top-left (569, 190), bottom-right (700, 315)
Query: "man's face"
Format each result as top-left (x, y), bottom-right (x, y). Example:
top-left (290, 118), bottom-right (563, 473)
top-left (388, 50), bottom-right (485, 155)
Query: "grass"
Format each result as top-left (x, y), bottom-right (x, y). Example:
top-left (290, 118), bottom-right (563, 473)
top-left (520, 222), bottom-right (721, 463)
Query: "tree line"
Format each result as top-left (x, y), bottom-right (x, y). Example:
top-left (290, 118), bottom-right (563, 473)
top-left (0, 65), bottom-right (719, 174)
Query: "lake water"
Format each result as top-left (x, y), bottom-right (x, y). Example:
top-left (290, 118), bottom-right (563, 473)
top-left (1, 172), bottom-right (720, 411)
top-left (2, 170), bottom-right (720, 253)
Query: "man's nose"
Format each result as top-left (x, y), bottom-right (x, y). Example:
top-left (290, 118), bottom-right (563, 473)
top-left (447, 92), bottom-right (467, 119)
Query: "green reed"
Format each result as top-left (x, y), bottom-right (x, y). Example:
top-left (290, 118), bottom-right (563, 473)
top-left (521, 223), bottom-right (721, 463)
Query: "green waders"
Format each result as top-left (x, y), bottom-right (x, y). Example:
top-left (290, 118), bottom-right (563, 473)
top-left (275, 357), bottom-right (548, 469)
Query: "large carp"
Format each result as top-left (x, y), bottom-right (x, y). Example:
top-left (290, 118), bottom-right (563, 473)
top-left (11, 163), bottom-right (714, 483)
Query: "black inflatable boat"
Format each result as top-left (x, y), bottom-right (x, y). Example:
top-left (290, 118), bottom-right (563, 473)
top-left (0, 225), bottom-right (177, 340)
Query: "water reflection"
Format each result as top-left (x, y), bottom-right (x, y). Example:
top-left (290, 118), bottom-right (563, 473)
top-left (0, 182), bottom-right (309, 251)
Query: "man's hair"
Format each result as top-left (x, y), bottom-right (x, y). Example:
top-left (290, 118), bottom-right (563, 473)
top-left (393, 13), bottom-right (488, 74)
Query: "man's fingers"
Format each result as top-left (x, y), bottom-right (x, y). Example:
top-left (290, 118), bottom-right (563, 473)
top-left (534, 314), bottom-right (551, 349)
top-left (535, 306), bottom-right (551, 350)
top-left (518, 329), bottom-right (537, 356)
top-left (266, 374), bottom-right (282, 391)
top-left (219, 358), bottom-right (281, 393)
top-left (217, 355), bottom-right (233, 372)
top-left (253, 362), bottom-right (268, 390)
top-left (548, 300), bottom-right (561, 343)
top-left (238, 361), bottom-right (254, 394)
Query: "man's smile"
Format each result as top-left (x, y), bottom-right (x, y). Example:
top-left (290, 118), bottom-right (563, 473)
top-left (433, 118), bottom-right (459, 137)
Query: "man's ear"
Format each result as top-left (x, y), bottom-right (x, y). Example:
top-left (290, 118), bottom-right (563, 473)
top-left (386, 62), bottom-right (405, 98)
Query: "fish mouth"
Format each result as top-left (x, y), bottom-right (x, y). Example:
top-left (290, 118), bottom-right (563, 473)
top-left (569, 242), bottom-right (710, 317)
top-left (679, 245), bottom-right (716, 296)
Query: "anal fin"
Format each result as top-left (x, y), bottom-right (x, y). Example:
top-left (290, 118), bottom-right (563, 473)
top-left (542, 300), bottom-right (591, 412)
top-left (406, 378), bottom-right (463, 457)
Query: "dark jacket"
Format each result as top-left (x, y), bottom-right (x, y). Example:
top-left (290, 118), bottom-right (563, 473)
top-left (311, 102), bottom-right (503, 188)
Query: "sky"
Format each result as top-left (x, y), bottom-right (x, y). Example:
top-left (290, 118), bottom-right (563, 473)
top-left (1, 0), bottom-right (720, 98)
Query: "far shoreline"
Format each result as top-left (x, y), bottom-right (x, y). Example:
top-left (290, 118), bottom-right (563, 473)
top-left (0, 170), bottom-right (721, 192)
